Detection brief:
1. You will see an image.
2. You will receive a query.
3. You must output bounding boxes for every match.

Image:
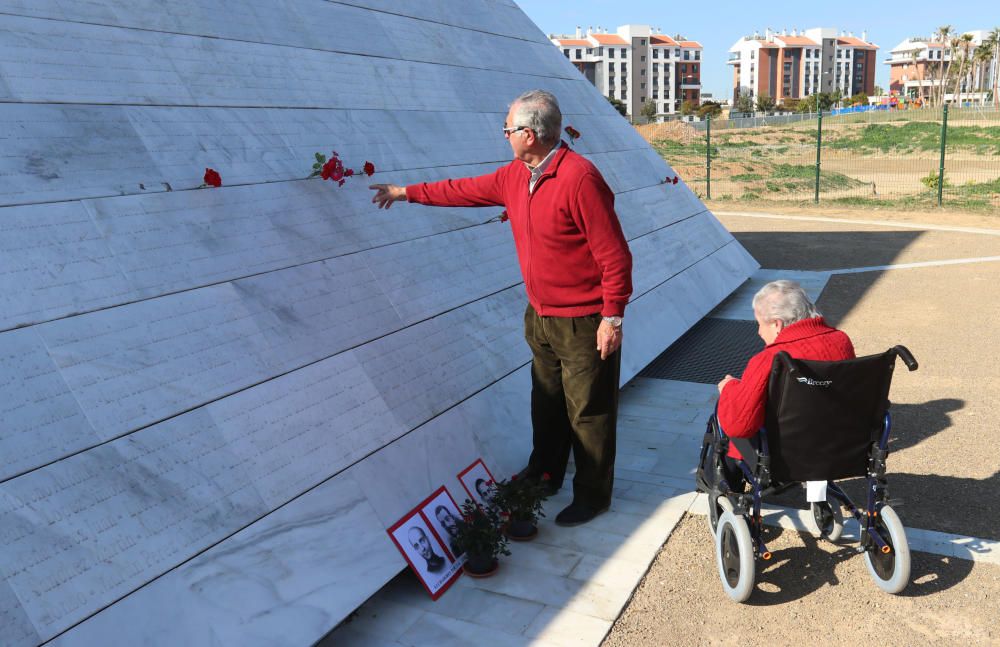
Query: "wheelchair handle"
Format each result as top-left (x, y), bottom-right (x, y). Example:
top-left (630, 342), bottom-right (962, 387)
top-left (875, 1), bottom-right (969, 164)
top-left (892, 345), bottom-right (918, 371)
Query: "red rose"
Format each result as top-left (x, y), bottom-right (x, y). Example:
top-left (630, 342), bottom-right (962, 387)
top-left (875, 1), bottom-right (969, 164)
top-left (338, 179), bottom-right (345, 186)
top-left (363, 161), bottom-right (376, 176)
top-left (672, 176), bottom-right (679, 184)
top-left (203, 168), bottom-right (222, 188)
top-left (499, 211), bottom-right (509, 223)
top-left (321, 157), bottom-right (345, 182)
top-left (564, 125), bottom-right (581, 140)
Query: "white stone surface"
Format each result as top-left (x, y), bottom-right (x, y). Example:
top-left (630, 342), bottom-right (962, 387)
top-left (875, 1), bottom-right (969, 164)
top-left (0, 1), bottom-right (756, 645)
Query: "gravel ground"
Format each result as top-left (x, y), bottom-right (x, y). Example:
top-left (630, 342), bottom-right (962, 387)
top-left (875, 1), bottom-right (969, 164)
top-left (603, 205), bottom-right (1000, 646)
top-left (605, 515), bottom-right (1000, 647)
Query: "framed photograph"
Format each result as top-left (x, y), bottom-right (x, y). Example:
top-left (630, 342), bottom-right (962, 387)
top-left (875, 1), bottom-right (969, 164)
top-left (457, 458), bottom-right (497, 510)
top-left (420, 487), bottom-right (465, 561)
top-left (387, 488), bottom-right (464, 599)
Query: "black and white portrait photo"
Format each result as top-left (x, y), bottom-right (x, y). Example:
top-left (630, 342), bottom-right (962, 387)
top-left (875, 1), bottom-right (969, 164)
top-left (388, 490), bottom-right (464, 599)
top-left (458, 458), bottom-right (497, 511)
top-left (420, 488), bottom-right (466, 561)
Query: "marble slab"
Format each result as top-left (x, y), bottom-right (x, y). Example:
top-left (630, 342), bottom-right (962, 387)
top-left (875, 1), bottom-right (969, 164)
top-left (47, 473), bottom-right (403, 647)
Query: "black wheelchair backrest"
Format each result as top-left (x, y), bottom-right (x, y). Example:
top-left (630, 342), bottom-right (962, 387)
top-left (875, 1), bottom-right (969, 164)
top-left (761, 345), bottom-right (917, 482)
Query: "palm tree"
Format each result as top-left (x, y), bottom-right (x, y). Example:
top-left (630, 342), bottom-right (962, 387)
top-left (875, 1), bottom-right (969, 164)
top-left (934, 25), bottom-right (954, 105)
top-left (951, 33), bottom-right (974, 106)
top-left (973, 42), bottom-right (992, 104)
top-left (990, 27), bottom-right (1000, 109)
top-left (910, 48), bottom-right (924, 101)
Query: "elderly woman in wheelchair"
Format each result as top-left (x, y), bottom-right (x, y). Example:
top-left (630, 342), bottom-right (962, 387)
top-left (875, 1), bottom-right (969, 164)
top-left (695, 280), bottom-right (918, 601)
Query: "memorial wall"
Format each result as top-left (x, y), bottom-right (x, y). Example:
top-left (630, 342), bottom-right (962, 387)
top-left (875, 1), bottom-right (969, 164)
top-left (0, 1), bottom-right (757, 644)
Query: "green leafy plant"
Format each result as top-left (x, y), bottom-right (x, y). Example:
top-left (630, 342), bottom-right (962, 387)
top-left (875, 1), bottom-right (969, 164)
top-left (453, 498), bottom-right (510, 559)
top-left (491, 473), bottom-right (551, 524)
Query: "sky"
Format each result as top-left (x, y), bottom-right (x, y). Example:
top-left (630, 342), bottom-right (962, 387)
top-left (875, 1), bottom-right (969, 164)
top-left (515, 0), bottom-right (996, 99)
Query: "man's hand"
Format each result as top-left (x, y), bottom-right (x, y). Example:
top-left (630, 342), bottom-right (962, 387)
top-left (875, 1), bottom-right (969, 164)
top-left (370, 184), bottom-right (407, 209)
top-left (717, 374), bottom-right (736, 394)
top-left (596, 320), bottom-right (622, 360)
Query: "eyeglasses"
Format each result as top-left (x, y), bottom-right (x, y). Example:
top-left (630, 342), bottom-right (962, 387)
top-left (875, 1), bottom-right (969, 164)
top-left (502, 125), bottom-right (529, 136)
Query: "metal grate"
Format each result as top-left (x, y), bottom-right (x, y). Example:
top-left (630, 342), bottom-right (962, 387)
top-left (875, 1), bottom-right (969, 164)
top-left (639, 318), bottom-right (764, 384)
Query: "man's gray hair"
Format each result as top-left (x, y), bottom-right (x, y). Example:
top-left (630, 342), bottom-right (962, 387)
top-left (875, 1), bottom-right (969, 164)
top-left (752, 280), bottom-right (820, 326)
top-left (511, 89), bottom-right (562, 146)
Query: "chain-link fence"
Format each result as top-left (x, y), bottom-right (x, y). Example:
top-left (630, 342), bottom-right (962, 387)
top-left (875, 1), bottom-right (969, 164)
top-left (644, 106), bottom-right (1000, 211)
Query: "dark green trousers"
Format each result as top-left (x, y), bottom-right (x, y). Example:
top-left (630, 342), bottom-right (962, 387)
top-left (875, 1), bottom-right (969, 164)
top-left (523, 304), bottom-right (620, 509)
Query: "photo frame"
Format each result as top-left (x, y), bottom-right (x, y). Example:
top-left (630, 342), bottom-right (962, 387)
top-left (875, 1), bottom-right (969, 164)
top-left (387, 486), bottom-right (464, 599)
top-left (457, 458), bottom-right (497, 510)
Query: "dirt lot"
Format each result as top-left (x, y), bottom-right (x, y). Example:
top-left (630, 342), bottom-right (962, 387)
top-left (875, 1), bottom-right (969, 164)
top-left (603, 204), bottom-right (1000, 646)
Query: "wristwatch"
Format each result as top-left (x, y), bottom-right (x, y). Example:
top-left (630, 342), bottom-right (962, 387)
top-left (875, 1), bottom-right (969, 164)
top-left (602, 316), bottom-right (623, 328)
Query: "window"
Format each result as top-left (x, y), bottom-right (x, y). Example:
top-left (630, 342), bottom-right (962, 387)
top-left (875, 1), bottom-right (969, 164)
top-left (641, 68), bottom-right (646, 76)
top-left (680, 64), bottom-right (686, 73)
top-left (609, 48), bottom-right (615, 58)
top-left (641, 82), bottom-right (646, 89)
top-left (622, 91), bottom-right (627, 100)
top-left (563, 50), bottom-right (570, 58)
top-left (750, 51), bottom-right (755, 59)
top-left (598, 47), bottom-right (603, 55)
top-left (609, 88), bottom-right (615, 98)
top-left (653, 63), bottom-right (659, 73)
top-left (640, 97), bottom-right (646, 103)
top-left (608, 62), bottom-right (614, 74)
top-left (586, 48), bottom-right (592, 55)
top-left (621, 63), bottom-right (627, 73)
top-left (684, 50), bottom-right (691, 60)
top-left (621, 48), bottom-right (627, 57)
top-left (576, 49), bottom-right (582, 60)
top-left (695, 51), bottom-right (700, 60)
top-left (640, 55), bottom-right (646, 62)
top-left (693, 64), bottom-right (698, 73)
top-left (665, 49), bottom-right (670, 59)
top-left (653, 48), bottom-right (659, 59)
top-left (640, 39), bottom-right (646, 46)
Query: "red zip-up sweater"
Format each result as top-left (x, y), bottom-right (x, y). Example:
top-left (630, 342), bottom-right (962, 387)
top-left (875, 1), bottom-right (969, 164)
top-left (718, 316), bottom-right (855, 459)
top-left (405, 144), bottom-right (632, 318)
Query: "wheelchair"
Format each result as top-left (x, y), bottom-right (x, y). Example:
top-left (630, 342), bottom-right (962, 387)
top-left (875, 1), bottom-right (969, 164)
top-left (695, 345), bottom-right (919, 602)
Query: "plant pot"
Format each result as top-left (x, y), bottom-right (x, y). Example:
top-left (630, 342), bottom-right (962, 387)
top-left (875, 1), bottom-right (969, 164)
top-left (463, 553), bottom-right (499, 578)
top-left (505, 518), bottom-right (538, 541)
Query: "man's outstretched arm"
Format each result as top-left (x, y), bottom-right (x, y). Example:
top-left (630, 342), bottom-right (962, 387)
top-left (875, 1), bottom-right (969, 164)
top-left (370, 184), bottom-right (407, 209)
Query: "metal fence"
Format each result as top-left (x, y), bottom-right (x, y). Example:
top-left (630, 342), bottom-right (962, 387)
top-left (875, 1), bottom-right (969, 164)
top-left (652, 106), bottom-right (1000, 210)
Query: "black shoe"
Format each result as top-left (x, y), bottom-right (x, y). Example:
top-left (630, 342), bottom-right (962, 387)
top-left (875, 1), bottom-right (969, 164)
top-left (555, 502), bottom-right (609, 527)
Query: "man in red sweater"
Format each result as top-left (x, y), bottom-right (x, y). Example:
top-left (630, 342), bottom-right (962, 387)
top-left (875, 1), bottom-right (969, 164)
top-left (707, 280), bottom-right (855, 490)
top-left (370, 90), bottom-right (632, 526)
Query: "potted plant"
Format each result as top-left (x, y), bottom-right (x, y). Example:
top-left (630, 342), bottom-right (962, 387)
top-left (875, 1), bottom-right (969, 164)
top-left (453, 498), bottom-right (510, 577)
top-left (492, 472), bottom-right (552, 540)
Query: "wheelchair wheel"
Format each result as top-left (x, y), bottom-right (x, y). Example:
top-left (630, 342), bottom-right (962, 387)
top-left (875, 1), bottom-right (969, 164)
top-left (707, 495), bottom-right (733, 535)
top-left (810, 498), bottom-right (845, 542)
top-left (715, 510), bottom-right (755, 602)
top-left (863, 505), bottom-right (910, 594)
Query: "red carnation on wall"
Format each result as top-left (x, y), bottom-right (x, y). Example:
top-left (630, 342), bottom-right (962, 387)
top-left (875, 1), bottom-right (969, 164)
top-left (363, 161), bottom-right (376, 177)
top-left (672, 175), bottom-right (679, 184)
top-left (564, 125), bottom-right (581, 144)
top-left (203, 168), bottom-right (222, 188)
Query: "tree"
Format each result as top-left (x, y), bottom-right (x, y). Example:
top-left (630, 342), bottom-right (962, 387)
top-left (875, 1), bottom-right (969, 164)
top-left (951, 33), bottom-right (974, 105)
top-left (933, 25), bottom-right (954, 105)
top-left (734, 88), bottom-right (754, 114)
top-left (640, 100), bottom-right (658, 123)
top-left (697, 101), bottom-right (722, 119)
top-left (755, 93), bottom-right (775, 112)
top-left (779, 97), bottom-right (801, 112)
top-left (850, 92), bottom-right (870, 106)
top-left (796, 92), bottom-right (838, 114)
top-left (606, 96), bottom-right (627, 117)
top-left (680, 99), bottom-right (696, 116)
top-left (990, 27), bottom-right (1000, 108)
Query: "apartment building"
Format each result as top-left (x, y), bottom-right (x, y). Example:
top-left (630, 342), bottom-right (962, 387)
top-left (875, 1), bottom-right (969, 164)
top-left (550, 25), bottom-right (703, 120)
top-left (727, 28), bottom-right (878, 105)
top-left (886, 31), bottom-right (990, 101)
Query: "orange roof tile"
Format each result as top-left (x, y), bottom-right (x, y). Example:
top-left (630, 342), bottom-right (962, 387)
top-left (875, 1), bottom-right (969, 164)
top-left (679, 40), bottom-right (702, 48)
top-left (554, 39), bottom-right (590, 46)
top-left (774, 35), bottom-right (818, 46)
top-left (590, 33), bottom-right (628, 45)
top-left (838, 37), bottom-right (878, 49)
top-left (650, 35), bottom-right (679, 46)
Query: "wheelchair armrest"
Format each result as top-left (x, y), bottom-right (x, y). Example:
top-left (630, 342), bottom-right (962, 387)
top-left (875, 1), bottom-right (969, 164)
top-left (893, 345), bottom-right (918, 371)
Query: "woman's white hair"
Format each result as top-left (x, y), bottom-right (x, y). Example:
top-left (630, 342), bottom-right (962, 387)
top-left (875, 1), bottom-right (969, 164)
top-left (752, 280), bottom-right (820, 326)
top-left (511, 89), bottom-right (562, 146)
